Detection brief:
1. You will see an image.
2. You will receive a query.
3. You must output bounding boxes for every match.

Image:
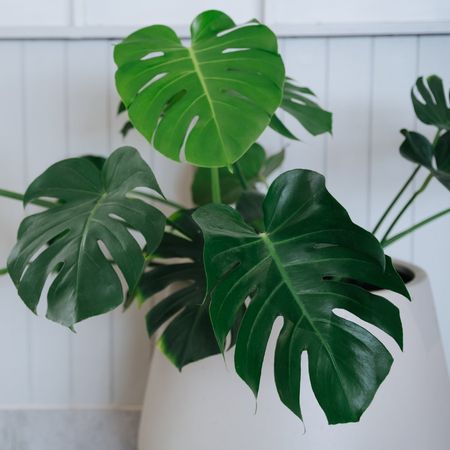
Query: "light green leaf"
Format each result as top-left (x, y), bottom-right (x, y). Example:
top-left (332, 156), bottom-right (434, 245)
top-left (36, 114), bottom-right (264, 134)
top-left (114, 10), bottom-right (285, 167)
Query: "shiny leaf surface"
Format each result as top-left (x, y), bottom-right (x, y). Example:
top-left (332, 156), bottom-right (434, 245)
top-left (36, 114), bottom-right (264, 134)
top-left (400, 129), bottom-right (450, 190)
top-left (8, 147), bottom-right (166, 327)
top-left (193, 169), bottom-right (409, 424)
top-left (114, 10), bottom-right (285, 167)
top-left (412, 75), bottom-right (450, 130)
top-left (139, 210), bottom-right (243, 369)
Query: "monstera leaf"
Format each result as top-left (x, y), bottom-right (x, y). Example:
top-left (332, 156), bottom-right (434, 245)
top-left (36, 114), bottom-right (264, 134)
top-left (138, 210), bottom-right (244, 369)
top-left (114, 10), bottom-right (285, 168)
top-left (193, 169), bottom-right (409, 424)
top-left (412, 75), bottom-right (450, 130)
top-left (116, 77), bottom-right (332, 143)
top-left (270, 79), bottom-right (332, 140)
top-left (191, 143), bottom-right (284, 205)
top-left (400, 129), bottom-right (450, 190)
top-left (7, 147), bottom-right (166, 327)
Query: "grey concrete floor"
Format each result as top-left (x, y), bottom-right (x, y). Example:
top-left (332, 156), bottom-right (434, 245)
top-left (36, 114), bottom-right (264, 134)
top-left (0, 410), bottom-right (140, 450)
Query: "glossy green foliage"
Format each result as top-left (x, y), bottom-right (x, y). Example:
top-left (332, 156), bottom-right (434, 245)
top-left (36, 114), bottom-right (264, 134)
top-left (8, 147), bottom-right (166, 327)
top-left (193, 169), bottom-right (409, 424)
top-left (138, 210), bottom-right (244, 369)
top-left (412, 75), bottom-right (450, 130)
top-left (400, 129), bottom-right (450, 190)
top-left (114, 10), bottom-right (285, 167)
top-left (191, 144), bottom-right (284, 205)
top-left (117, 76), bottom-right (332, 142)
top-left (270, 80), bottom-right (332, 139)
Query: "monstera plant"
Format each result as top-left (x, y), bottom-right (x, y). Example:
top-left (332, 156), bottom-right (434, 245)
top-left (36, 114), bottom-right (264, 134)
top-left (0, 10), bottom-right (448, 427)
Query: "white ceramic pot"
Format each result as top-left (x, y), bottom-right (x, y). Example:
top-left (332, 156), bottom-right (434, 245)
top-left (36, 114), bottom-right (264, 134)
top-left (138, 261), bottom-right (450, 450)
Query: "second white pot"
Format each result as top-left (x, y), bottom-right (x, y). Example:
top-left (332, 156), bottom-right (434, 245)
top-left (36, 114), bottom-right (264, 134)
top-left (138, 261), bottom-right (450, 450)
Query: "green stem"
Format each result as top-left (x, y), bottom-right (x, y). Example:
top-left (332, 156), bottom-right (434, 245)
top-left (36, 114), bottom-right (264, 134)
top-left (0, 188), bottom-right (184, 211)
top-left (211, 168), bottom-right (221, 203)
top-left (233, 162), bottom-right (249, 190)
top-left (381, 173), bottom-right (433, 244)
top-left (0, 267), bottom-right (7, 276)
top-left (131, 191), bottom-right (184, 210)
top-left (0, 188), bottom-right (55, 208)
top-left (382, 208), bottom-right (450, 248)
top-left (372, 165), bottom-right (421, 235)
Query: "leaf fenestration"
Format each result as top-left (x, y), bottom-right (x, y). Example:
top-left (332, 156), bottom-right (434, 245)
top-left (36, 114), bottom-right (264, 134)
top-left (8, 147), bottom-right (166, 328)
top-left (193, 169), bottom-right (409, 424)
top-left (115, 10), bottom-right (285, 168)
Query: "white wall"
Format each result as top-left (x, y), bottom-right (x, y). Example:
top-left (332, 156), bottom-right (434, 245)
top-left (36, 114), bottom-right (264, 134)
top-left (0, 0), bottom-right (449, 409)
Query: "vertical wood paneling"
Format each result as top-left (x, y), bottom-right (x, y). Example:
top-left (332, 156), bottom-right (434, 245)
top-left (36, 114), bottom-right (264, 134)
top-left (265, 0), bottom-right (450, 25)
top-left (66, 40), bottom-right (112, 404)
top-left (369, 36), bottom-right (417, 260)
top-left (23, 41), bottom-right (72, 404)
top-left (107, 40), bottom-right (152, 405)
top-left (325, 37), bottom-right (372, 228)
top-left (83, 0), bottom-right (262, 26)
top-left (281, 38), bottom-right (328, 174)
top-left (0, 32), bottom-right (449, 407)
top-left (0, 0), bottom-right (71, 26)
top-left (415, 36), bottom-right (450, 368)
top-left (0, 42), bottom-right (30, 404)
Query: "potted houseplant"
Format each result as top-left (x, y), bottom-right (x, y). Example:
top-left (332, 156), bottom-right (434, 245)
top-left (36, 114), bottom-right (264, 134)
top-left (0, 9), bottom-right (449, 450)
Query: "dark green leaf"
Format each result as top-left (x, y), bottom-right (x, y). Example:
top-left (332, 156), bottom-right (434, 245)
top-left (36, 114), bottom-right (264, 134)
top-left (235, 190), bottom-right (265, 233)
top-left (262, 148), bottom-right (285, 178)
top-left (139, 210), bottom-right (244, 370)
top-left (269, 114), bottom-right (299, 140)
top-left (193, 169), bottom-right (408, 424)
top-left (400, 130), bottom-right (433, 168)
top-left (8, 147), bottom-right (166, 328)
top-left (400, 129), bottom-right (450, 191)
top-left (270, 78), bottom-right (332, 139)
top-left (411, 75), bottom-right (450, 130)
top-left (191, 143), bottom-right (266, 205)
top-left (114, 10), bottom-right (285, 167)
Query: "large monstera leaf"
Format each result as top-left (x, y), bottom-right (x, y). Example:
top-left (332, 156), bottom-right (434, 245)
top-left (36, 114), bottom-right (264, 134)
top-left (400, 129), bottom-right (450, 190)
top-left (8, 147), bottom-right (166, 328)
top-left (137, 210), bottom-right (244, 369)
top-left (412, 75), bottom-right (450, 130)
top-left (193, 169), bottom-right (409, 424)
top-left (114, 10), bottom-right (285, 167)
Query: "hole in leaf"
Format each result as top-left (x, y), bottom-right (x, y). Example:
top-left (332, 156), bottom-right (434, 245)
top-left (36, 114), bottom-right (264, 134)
top-left (137, 72), bottom-right (168, 95)
top-left (141, 51), bottom-right (164, 61)
top-left (222, 48), bottom-right (250, 54)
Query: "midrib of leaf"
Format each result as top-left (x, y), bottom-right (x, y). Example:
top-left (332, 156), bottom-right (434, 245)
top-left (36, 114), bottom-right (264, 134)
top-left (259, 232), bottom-right (352, 408)
top-left (187, 45), bottom-right (231, 163)
top-left (74, 192), bottom-right (108, 307)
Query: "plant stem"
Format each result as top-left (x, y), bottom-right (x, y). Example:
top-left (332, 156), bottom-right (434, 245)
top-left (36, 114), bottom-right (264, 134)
top-left (0, 188), bottom-right (54, 208)
top-left (132, 191), bottom-right (184, 210)
top-left (372, 165), bottom-right (421, 235)
top-left (233, 162), bottom-right (249, 190)
top-left (0, 267), bottom-right (7, 276)
top-left (381, 173), bottom-right (433, 244)
top-left (382, 208), bottom-right (450, 248)
top-left (211, 168), bottom-right (221, 203)
top-left (0, 188), bottom-right (184, 211)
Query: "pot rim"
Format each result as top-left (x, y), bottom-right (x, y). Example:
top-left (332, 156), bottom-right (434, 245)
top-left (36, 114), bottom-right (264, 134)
top-left (392, 258), bottom-right (427, 289)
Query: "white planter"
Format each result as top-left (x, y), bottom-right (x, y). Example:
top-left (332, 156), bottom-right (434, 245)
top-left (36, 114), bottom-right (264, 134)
top-left (138, 261), bottom-right (450, 450)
